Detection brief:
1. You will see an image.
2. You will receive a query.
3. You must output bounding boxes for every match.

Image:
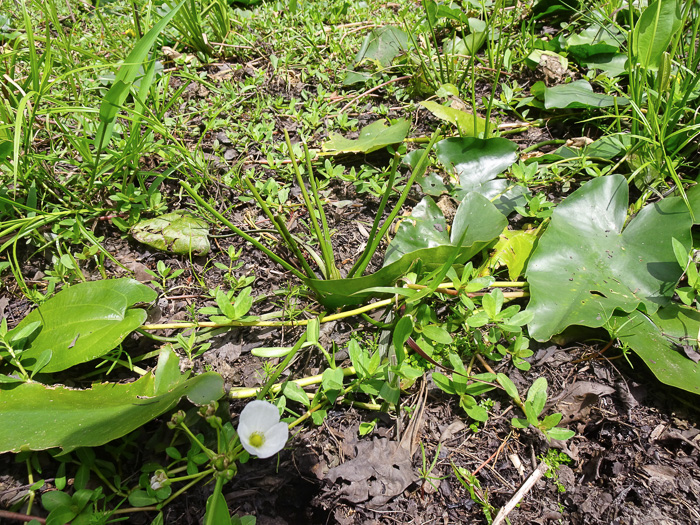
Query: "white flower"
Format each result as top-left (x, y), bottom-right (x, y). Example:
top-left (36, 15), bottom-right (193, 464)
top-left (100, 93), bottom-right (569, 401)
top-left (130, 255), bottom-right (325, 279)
top-left (237, 400), bottom-right (288, 459)
top-left (150, 470), bottom-right (168, 491)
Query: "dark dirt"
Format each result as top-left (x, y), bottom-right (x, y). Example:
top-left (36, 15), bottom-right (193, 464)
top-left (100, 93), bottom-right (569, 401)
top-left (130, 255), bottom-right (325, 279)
top-left (2, 55), bottom-right (700, 525)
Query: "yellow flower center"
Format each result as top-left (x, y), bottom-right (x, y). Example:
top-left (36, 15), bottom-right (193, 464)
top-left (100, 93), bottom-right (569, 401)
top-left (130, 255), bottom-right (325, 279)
top-left (249, 432), bottom-right (265, 448)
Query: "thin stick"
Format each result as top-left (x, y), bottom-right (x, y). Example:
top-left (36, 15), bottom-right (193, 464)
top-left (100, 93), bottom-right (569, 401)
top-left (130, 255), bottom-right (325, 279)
top-left (492, 462), bottom-right (549, 525)
top-left (0, 510), bottom-right (45, 524)
top-left (339, 76), bottom-right (411, 113)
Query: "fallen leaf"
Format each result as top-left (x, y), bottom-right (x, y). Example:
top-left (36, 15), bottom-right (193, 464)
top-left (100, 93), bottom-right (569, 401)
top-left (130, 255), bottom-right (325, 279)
top-left (326, 437), bottom-right (417, 508)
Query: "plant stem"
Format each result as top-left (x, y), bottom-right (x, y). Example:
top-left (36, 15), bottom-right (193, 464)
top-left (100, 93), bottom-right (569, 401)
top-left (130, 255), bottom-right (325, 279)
top-left (351, 129), bottom-right (442, 277)
top-left (141, 297), bottom-right (395, 331)
top-left (241, 176), bottom-right (317, 278)
top-left (180, 180), bottom-right (307, 280)
top-left (348, 151), bottom-right (401, 277)
top-left (231, 366), bottom-right (357, 399)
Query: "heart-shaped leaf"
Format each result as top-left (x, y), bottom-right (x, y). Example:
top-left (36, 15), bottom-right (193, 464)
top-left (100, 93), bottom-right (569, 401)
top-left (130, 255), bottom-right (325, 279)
top-left (526, 175), bottom-right (699, 341)
top-left (10, 278), bottom-right (157, 373)
top-left (321, 119), bottom-right (410, 155)
top-left (354, 26), bottom-right (407, 68)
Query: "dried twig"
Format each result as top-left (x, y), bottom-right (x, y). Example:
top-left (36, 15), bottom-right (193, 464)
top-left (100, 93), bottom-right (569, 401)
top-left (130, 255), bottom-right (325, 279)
top-left (492, 462), bottom-right (549, 525)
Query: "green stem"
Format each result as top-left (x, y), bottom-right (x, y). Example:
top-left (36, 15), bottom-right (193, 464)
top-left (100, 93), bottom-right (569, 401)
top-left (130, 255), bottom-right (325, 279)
top-left (348, 152), bottom-right (401, 278)
top-left (284, 131), bottom-right (337, 278)
top-left (180, 180), bottom-right (307, 280)
top-left (520, 139), bottom-right (566, 155)
top-left (242, 177), bottom-right (317, 279)
top-left (142, 297), bottom-right (395, 331)
top-left (231, 366), bottom-right (356, 399)
top-left (351, 129), bottom-right (442, 277)
top-left (304, 142), bottom-right (339, 279)
top-left (204, 476), bottom-right (226, 525)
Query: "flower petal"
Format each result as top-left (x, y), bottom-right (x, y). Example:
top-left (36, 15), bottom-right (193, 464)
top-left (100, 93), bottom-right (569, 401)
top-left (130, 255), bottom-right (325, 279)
top-left (252, 422), bottom-right (289, 459)
top-left (238, 400), bottom-right (282, 433)
top-left (237, 400), bottom-right (288, 458)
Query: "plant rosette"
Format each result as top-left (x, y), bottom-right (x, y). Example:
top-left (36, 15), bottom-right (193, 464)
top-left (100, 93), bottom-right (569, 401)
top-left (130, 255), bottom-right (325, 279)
top-left (237, 400), bottom-right (289, 459)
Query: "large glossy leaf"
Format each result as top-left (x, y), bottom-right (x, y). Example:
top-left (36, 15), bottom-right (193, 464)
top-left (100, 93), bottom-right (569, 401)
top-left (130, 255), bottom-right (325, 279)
top-left (632, 0), bottom-right (682, 71)
top-left (308, 193), bottom-right (506, 309)
top-left (434, 137), bottom-right (526, 214)
top-left (321, 119), bottom-right (410, 155)
top-left (0, 358), bottom-right (224, 453)
top-left (611, 305), bottom-right (700, 394)
top-left (526, 175), bottom-right (699, 341)
top-left (10, 279), bottom-right (157, 373)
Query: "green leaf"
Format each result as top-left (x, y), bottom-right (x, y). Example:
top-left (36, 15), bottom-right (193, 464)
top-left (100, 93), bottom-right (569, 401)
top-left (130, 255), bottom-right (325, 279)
top-left (307, 193), bottom-right (506, 309)
top-left (379, 382), bottom-right (400, 404)
top-left (94, 1), bottom-right (185, 149)
top-left (497, 373), bottom-right (521, 403)
top-left (321, 119), bottom-right (410, 155)
top-left (541, 413), bottom-right (563, 428)
top-left (432, 372), bottom-right (456, 395)
top-left (392, 316), bottom-right (413, 364)
top-left (42, 491), bottom-right (72, 511)
top-left (460, 395), bottom-right (488, 422)
top-left (128, 490), bottom-right (158, 508)
top-left (281, 381), bottom-right (310, 407)
top-left (526, 175), bottom-right (699, 342)
top-left (322, 368), bottom-right (344, 392)
top-left (511, 417), bottom-right (529, 429)
top-left (542, 80), bottom-right (629, 109)
top-left (672, 237), bottom-right (688, 269)
top-left (420, 101), bottom-right (487, 137)
top-left (526, 377), bottom-right (548, 417)
top-left (421, 324), bottom-right (453, 345)
top-left (9, 279), bottom-right (156, 373)
top-left (488, 229), bottom-right (537, 281)
top-left (348, 340), bottom-right (369, 378)
top-left (46, 506), bottom-right (78, 525)
top-left (354, 26), bottom-right (407, 68)
top-left (0, 370), bottom-right (223, 453)
top-left (434, 137), bottom-right (526, 214)
top-left (204, 487), bottom-right (231, 525)
top-left (545, 427), bottom-right (575, 441)
top-left (385, 193), bottom-right (506, 266)
top-left (131, 212), bottom-right (210, 256)
top-left (215, 288), bottom-right (236, 319)
top-left (612, 304), bottom-right (700, 394)
top-left (632, 0), bottom-right (682, 71)
top-left (322, 368), bottom-right (344, 403)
